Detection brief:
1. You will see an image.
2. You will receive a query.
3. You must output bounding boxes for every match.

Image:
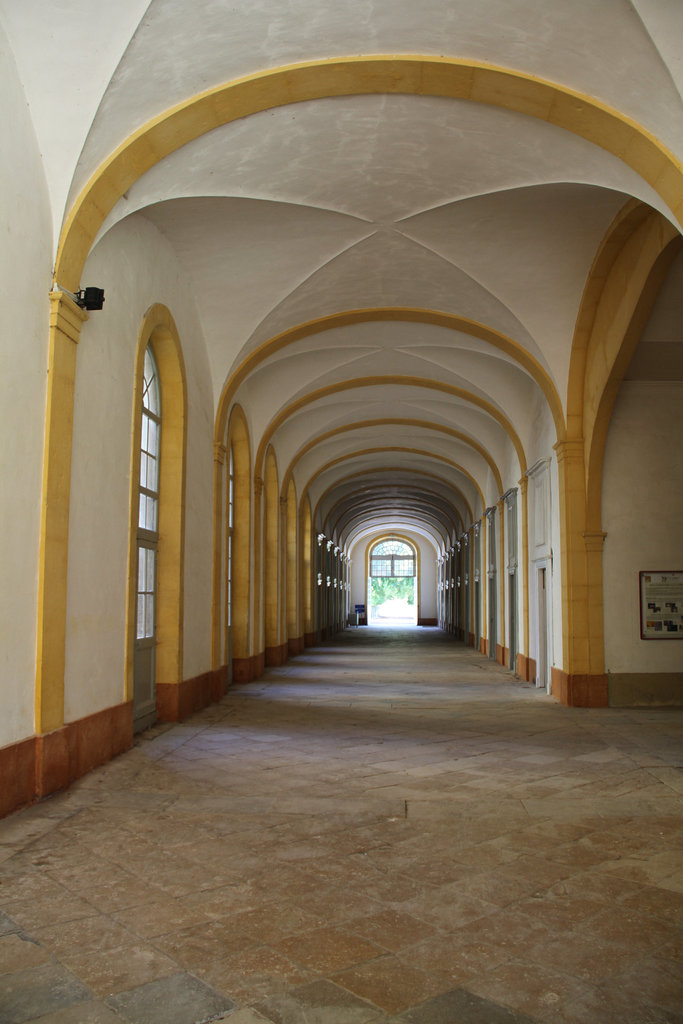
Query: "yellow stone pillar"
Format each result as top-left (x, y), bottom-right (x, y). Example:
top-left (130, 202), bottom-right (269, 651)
top-left (35, 292), bottom-right (88, 734)
top-left (211, 442), bottom-right (226, 669)
top-left (583, 529), bottom-right (608, 676)
top-left (555, 439), bottom-right (587, 670)
top-left (554, 439), bottom-right (608, 705)
top-left (252, 473), bottom-right (264, 654)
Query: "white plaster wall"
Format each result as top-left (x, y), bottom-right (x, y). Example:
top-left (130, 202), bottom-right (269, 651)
top-left (527, 392), bottom-right (558, 469)
top-left (0, 26), bottom-right (53, 747)
top-left (525, 458), bottom-right (561, 686)
top-left (500, 443), bottom-right (523, 504)
top-left (0, 0), bottom-right (150, 242)
top-left (419, 545), bottom-right (437, 620)
top-left (348, 531), bottom-right (437, 622)
top-left (603, 382), bottom-right (683, 674)
top-left (64, 214), bottom-right (214, 723)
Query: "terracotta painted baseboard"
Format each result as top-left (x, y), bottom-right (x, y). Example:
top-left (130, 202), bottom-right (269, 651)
top-left (496, 643), bottom-right (506, 666)
top-left (265, 642), bottom-right (288, 667)
top-left (304, 631), bottom-right (317, 647)
top-left (232, 652), bottom-right (265, 682)
top-left (36, 700), bottom-right (134, 798)
top-left (156, 666), bottom-right (228, 722)
top-left (468, 632), bottom-right (475, 648)
top-left (516, 653), bottom-right (536, 683)
top-left (0, 737), bottom-right (36, 819)
top-left (480, 637), bottom-right (487, 656)
top-left (231, 656), bottom-right (252, 682)
top-left (551, 668), bottom-right (608, 707)
top-left (0, 700), bottom-right (134, 819)
top-left (288, 636), bottom-right (305, 656)
top-left (418, 618), bottom-right (438, 626)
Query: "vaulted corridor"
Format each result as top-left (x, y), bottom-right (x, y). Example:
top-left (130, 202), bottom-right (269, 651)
top-left (1, 629), bottom-right (681, 1023)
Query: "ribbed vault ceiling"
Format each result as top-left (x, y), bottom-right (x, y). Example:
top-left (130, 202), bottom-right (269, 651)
top-left (3, 0), bottom-right (681, 552)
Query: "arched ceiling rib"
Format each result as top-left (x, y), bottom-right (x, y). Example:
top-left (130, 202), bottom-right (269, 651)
top-left (346, 523), bottom-right (443, 560)
top-left (311, 447), bottom-right (484, 511)
top-left (331, 495), bottom-right (463, 547)
top-left (316, 472), bottom-right (467, 547)
top-left (36, 2), bottom-right (683, 210)
top-left (110, 149), bottom-right (656, 409)
top-left (282, 419), bottom-right (504, 497)
top-left (311, 465), bottom-right (475, 536)
top-left (253, 377), bottom-right (527, 481)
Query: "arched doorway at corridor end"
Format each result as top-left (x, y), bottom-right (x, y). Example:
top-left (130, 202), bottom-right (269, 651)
top-left (367, 537), bottom-right (418, 626)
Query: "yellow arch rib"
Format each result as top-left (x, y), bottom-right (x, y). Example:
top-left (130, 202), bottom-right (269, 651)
top-left (306, 446), bottom-right (484, 516)
top-left (56, 56), bottom-right (683, 293)
top-left (280, 417), bottom-right (504, 497)
top-left (217, 308), bottom-right (565, 444)
top-left (327, 483), bottom-right (467, 541)
top-left (254, 376), bottom-right (527, 479)
top-left (310, 466), bottom-right (472, 536)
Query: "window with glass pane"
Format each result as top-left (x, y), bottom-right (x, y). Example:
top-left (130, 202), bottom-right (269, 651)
top-left (137, 545), bottom-right (156, 639)
top-left (372, 558), bottom-right (392, 577)
top-left (136, 346), bottom-right (161, 642)
top-left (139, 349), bottom-right (160, 534)
top-left (370, 540), bottom-right (416, 577)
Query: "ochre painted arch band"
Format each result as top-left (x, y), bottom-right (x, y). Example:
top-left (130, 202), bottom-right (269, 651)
top-left (55, 55), bottom-right (683, 293)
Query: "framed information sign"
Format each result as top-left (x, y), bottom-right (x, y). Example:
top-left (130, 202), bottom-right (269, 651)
top-left (639, 571), bottom-right (683, 639)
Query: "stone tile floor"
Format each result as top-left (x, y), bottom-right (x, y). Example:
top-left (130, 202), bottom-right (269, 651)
top-left (0, 627), bottom-right (681, 1023)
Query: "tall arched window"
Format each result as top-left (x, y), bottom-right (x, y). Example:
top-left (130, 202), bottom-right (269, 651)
top-left (126, 306), bottom-right (186, 725)
top-left (221, 405), bottom-right (251, 680)
top-left (134, 345), bottom-right (161, 729)
top-left (227, 444), bottom-right (234, 633)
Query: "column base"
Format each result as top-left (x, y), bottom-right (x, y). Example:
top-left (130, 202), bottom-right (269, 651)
top-left (156, 666), bottom-right (228, 722)
top-left (551, 669), bottom-right (608, 707)
top-left (265, 642), bottom-right (288, 667)
top-left (0, 700), bottom-right (135, 819)
top-left (232, 652), bottom-right (265, 682)
top-left (516, 653), bottom-right (536, 683)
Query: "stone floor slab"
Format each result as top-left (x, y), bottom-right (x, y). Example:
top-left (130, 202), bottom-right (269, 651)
top-left (105, 972), bottom-right (235, 1024)
top-left (0, 962), bottom-right (93, 1024)
top-left (399, 986), bottom-right (539, 1022)
top-left (0, 934), bottom-right (51, 975)
top-left (253, 978), bottom-right (382, 1023)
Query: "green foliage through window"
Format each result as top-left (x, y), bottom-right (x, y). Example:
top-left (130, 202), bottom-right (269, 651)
top-left (369, 577), bottom-right (415, 605)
